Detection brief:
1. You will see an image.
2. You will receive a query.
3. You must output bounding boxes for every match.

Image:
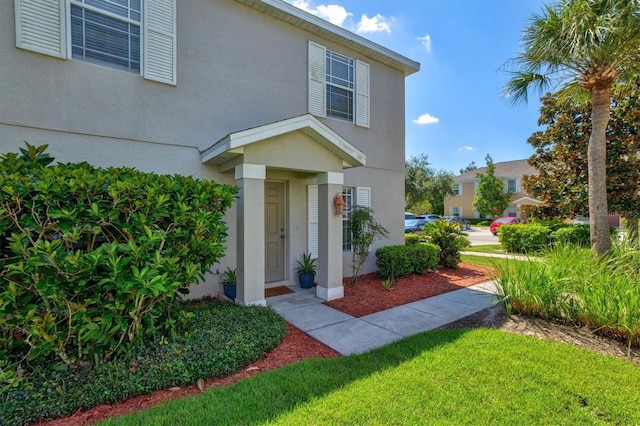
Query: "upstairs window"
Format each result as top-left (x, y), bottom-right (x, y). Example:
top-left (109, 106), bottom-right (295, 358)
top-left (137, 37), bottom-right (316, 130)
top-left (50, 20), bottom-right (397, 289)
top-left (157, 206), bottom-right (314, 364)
top-left (308, 41), bottom-right (370, 127)
top-left (70, 0), bottom-right (141, 73)
top-left (15, 0), bottom-right (176, 85)
top-left (326, 50), bottom-right (354, 121)
top-left (507, 179), bottom-right (517, 193)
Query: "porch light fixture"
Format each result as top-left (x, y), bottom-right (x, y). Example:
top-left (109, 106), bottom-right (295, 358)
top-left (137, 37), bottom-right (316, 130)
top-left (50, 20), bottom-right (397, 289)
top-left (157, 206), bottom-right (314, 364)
top-left (333, 192), bottom-right (346, 215)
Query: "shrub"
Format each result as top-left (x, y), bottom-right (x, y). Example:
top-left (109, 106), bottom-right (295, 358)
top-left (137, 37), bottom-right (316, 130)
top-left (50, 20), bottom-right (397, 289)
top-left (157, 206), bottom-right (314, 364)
top-left (498, 224), bottom-right (551, 253)
top-left (0, 143), bottom-right (237, 370)
top-left (405, 233), bottom-right (420, 245)
top-left (2, 301), bottom-right (286, 426)
top-left (422, 221), bottom-right (470, 269)
top-left (552, 225), bottom-right (591, 246)
top-left (348, 206), bottom-right (389, 285)
top-left (375, 243), bottom-right (440, 279)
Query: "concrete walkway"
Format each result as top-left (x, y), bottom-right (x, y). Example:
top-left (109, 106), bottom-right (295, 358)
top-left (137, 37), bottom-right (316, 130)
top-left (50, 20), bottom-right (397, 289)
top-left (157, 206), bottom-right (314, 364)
top-left (267, 281), bottom-right (499, 356)
top-left (461, 251), bottom-right (535, 261)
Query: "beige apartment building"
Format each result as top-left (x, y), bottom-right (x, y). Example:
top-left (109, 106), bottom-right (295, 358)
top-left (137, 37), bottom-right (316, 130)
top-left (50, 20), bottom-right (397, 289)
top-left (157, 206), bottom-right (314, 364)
top-left (444, 159), bottom-right (542, 220)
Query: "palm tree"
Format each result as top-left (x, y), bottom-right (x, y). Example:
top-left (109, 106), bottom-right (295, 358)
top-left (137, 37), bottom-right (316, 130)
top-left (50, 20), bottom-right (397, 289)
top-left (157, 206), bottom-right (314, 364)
top-left (504, 0), bottom-right (640, 255)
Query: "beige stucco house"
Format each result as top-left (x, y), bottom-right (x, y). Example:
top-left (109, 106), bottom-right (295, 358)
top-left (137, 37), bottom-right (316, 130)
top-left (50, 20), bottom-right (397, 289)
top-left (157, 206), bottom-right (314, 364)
top-left (444, 159), bottom-right (542, 220)
top-left (1, 0), bottom-right (419, 305)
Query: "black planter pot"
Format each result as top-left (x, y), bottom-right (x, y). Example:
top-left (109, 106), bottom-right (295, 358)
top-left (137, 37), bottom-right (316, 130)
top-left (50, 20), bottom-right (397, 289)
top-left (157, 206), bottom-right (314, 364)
top-left (223, 283), bottom-right (236, 300)
top-left (298, 273), bottom-right (315, 289)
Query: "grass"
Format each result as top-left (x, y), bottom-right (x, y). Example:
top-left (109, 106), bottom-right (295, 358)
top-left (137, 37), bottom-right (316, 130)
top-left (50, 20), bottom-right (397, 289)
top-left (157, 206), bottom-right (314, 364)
top-left (461, 254), bottom-right (527, 270)
top-left (100, 328), bottom-right (640, 425)
top-left (495, 240), bottom-right (640, 348)
top-left (463, 244), bottom-right (506, 254)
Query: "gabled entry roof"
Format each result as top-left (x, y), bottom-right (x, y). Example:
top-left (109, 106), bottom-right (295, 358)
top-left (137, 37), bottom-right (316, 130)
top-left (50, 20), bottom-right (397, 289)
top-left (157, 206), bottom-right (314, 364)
top-left (201, 114), bottom-right (366, 168)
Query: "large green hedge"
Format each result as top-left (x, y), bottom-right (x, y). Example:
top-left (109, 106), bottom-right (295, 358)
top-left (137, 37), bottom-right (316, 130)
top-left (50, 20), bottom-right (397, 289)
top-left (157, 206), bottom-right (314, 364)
top-left (2, 301), bottom-right (286, 426)
top-left (0, 144), bottom-right (237, 370)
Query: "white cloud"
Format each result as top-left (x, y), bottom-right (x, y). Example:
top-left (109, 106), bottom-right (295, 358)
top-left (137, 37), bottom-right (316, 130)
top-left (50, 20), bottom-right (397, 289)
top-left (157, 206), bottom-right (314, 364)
top-left (412, 113), bottom-right (440, 125)
top-left (357, 14), bottom-right (391, 34)
top-left (292, 0), bottom-right (352, 26)
top-left (417, 34), bottom-right (432, 53)
top-left (457, 146), bottom-right (475, 152)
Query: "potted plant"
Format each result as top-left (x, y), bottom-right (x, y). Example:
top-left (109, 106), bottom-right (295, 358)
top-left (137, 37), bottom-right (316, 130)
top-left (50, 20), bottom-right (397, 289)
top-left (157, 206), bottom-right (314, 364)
top-left (296, 253), bottom-right (317, 289)
top-left (220, 267), bottom-right (237, 300)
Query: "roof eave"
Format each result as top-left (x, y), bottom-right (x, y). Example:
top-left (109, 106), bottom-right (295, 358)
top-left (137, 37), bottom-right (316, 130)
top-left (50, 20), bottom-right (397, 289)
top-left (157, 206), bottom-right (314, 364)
top-left (235, 0), bottom-right (420, 76)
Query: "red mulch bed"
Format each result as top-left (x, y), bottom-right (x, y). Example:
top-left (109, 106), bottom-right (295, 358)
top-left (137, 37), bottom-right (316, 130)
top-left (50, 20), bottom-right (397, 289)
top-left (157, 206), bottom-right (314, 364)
top-left (325, 262), bottom-right (492, 317)
top-left (38, 263), bottom-right (490, 426)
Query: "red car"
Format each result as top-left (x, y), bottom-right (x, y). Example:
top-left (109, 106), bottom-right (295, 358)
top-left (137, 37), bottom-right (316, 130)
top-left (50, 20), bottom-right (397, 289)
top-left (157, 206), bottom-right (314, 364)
top-left (490, 216), bottom-right (525, 235)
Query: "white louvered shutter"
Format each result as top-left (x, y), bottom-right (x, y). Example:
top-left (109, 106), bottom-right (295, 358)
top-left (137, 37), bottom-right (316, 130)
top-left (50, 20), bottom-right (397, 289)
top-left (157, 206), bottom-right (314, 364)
top-left (307, 185), bottom-right (319, 259)
top-left (308, 41), bottom-right (326, 117)
top-left (355, 60), bottom-right (370, 128)
top-left (356, 187), bottom-right (370, 208)
top-left (144, 0), bottom-right (177, 85)
top-left (15, 0), bottom-right (66, 58)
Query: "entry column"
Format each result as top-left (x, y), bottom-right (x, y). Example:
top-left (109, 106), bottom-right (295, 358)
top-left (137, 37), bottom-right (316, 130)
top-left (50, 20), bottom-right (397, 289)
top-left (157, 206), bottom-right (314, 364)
top-left (235, 164), bottom-right (266, 306)
top-left (316, 172), bottom-right (344, 301)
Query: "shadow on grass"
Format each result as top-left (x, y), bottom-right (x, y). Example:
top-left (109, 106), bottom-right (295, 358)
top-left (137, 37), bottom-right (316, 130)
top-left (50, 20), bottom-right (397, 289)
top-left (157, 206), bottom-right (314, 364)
top-left (100, 329), bottom-right (472, 425)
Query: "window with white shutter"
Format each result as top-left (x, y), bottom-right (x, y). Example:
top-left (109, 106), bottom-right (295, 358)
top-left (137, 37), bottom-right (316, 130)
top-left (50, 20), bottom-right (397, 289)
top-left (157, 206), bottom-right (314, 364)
top-left (14, 0), bottom-right (176, 85)
top-left (307, 185), bottom-right (319, 259)
top-left (308, 41), bottom-right (370, 127)
top-left (15, 0), bottom-right (66, 58)
top-left (355, 60), bottom-right (370, 128)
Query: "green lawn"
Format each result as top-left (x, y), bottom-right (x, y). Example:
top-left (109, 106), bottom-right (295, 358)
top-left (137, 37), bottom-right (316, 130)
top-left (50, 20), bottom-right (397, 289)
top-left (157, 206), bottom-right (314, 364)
top-left (463, 244), bottom-right (506, 254)
top-left (461, 253), bottom-right (529, 270)
top-left (100, 328), bottom-right (640, 425)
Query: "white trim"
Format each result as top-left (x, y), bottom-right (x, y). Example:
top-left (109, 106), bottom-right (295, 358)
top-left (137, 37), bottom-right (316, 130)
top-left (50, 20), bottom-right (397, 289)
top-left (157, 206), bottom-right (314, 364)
top-left (308, 41), bottom-right (326, 117)
top-left (316, 284), bottom-right (344, 301)
top-left (356, 186), bottom-right (370, 207)
top-left (307, 184), bottom-right (319, 259)
top-left (355, 60), bottom-right (370, 128)
top-left (511, 195), bottom-right (542, 204)
top-left (143, 0), bottom-right (177, 85)
top-left (317, 172), bottom-right (343, 185)
top-left (235, 0), bottom-right (419, 76)
top-left (15, 0), bottom-right (66, 58)
top-left (201, 114), bottom-right (366, 167)
top-left (235, 164), bottom-right (266, 180)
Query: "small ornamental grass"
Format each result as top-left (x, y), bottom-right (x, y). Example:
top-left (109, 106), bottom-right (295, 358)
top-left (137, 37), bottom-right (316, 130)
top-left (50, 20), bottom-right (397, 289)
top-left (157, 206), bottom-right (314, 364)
top-left (494, 240), bottom-right (640, 350)
top-left (2, 301), bottom-right (287, 426)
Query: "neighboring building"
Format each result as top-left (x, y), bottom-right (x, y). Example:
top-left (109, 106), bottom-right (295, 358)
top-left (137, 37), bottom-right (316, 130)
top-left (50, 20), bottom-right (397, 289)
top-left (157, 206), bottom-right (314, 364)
top-left (444, 159), bottom-right (541, 219)
top-left (1, 0), bottom-right (419, 305)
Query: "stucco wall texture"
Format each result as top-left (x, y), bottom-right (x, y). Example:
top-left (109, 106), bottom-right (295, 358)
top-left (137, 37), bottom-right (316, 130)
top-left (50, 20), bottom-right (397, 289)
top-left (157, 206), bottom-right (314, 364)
top-left (1, 0), bottom-right (412, 298)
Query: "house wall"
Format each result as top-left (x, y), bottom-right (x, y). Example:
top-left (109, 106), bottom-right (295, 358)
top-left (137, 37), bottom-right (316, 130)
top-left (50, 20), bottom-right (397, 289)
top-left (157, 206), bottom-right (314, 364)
top-left (0, 0), bottom-right (408, 295)
top-left (444, 181), bottom-right (476, 218)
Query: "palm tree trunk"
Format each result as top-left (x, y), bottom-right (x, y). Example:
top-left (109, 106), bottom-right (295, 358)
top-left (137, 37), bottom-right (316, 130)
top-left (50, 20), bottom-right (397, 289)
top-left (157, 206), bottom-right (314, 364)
top-left (588, 85), bottom-right (612, 255)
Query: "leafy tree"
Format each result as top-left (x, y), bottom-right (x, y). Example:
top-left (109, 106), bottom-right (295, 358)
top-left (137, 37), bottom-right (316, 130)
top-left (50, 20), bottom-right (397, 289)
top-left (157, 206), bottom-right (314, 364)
top-left (405, 154), bottom-right (455, 215)
top-left (348, 206), bottom-right (389, 285)
top-left (473, 154), bottom-right (513, 218)
top-left (459, 161), bottom-right (478, 174)
top-left (503, 0), bottom-right (640, 255)
top-left (524, 85), bottom-right (640, 236)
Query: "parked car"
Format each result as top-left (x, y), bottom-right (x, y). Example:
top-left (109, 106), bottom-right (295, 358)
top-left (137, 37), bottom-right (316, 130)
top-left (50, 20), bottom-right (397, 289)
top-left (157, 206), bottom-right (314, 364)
top-left (489, 216), bottom-right (525, 235)
top-left (405, 214), bottom-right (441, 233)
top-left (441, 216), bottom-right (464, 224)
top-left (441, 215), bottom-right (471, 230)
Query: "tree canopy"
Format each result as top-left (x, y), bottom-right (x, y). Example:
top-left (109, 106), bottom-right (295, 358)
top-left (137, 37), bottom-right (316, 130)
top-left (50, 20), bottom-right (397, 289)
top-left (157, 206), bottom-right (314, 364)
top-left (504, 0), bottom-right (640, 255)
top-left (405, 154), bottom-right (455, 215)
top-left (524, 84), bottom-right (640, 234)
top-left (473, 155), bottom-right (513, 219)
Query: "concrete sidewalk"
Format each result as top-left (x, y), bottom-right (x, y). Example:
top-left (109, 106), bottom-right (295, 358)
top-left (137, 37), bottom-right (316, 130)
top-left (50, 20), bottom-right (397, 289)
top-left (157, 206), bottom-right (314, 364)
top-left (267, 281), bottom-right (499, 356)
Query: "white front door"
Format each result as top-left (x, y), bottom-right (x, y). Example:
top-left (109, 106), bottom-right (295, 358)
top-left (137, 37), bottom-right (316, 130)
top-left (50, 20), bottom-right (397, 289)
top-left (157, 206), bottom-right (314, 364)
top-left (265, 181), bottom-right (285, 282)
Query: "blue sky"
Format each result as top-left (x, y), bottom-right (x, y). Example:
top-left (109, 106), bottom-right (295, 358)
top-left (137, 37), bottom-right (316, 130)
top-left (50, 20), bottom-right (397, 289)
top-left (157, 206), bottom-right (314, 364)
top-left (287, 0), bottom-right (547, 174)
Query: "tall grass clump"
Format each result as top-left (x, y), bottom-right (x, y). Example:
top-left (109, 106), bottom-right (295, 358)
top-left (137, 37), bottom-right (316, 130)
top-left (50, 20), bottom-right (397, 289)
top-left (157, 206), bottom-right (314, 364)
top-left (494, 241), bottom-right (640, 350)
